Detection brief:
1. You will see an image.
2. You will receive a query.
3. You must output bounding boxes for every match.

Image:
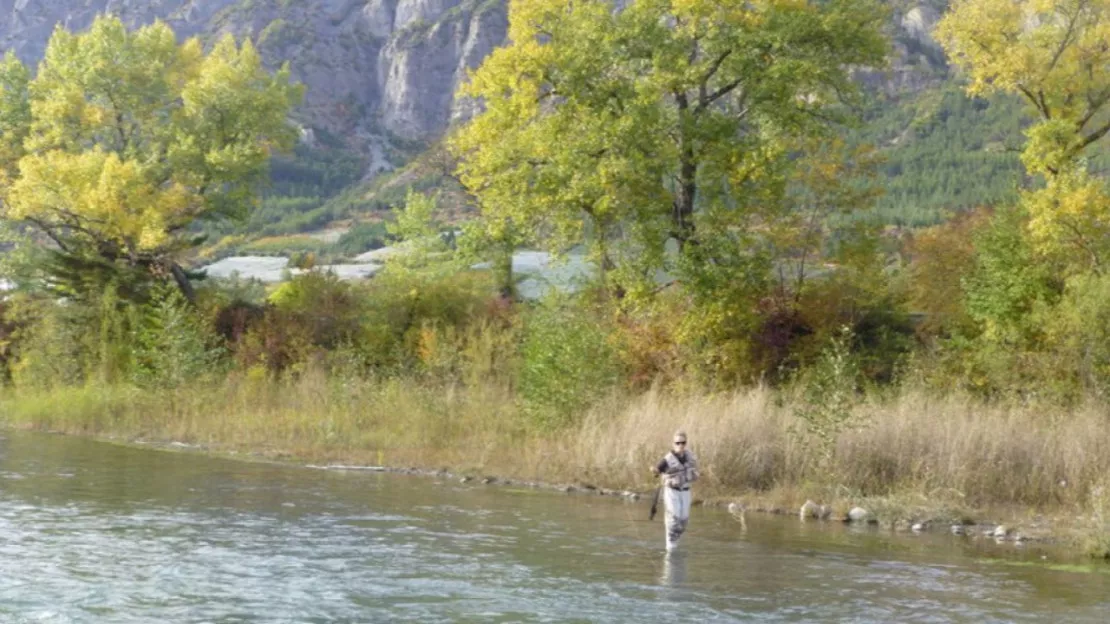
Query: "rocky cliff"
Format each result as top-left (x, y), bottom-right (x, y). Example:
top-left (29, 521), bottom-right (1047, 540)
top-left (0, 0), bottom-right (947, 175)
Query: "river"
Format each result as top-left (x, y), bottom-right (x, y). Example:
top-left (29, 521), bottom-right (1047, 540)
top-left (1, 429), bottom-right (1107, 622)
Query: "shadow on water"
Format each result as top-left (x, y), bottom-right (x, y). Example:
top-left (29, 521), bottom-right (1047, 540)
top-left (1, 429), bottom-right (1108, 622)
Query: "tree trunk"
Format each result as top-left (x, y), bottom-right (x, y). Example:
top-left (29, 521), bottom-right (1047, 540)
top-left (673, 94), bottom-right (697, 248)
top-left (674, 147), bottom-right (697, 247)
top-left (170, 263), bottom-right (196, 303)
top-left (495, 240), bottom-right (515, 300)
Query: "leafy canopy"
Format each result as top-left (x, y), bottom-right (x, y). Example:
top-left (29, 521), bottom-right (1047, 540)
top-left (0, 16), bottom-right (303, 298)
top-left (452, 0), bottom-right (888, 290)
top-left (938, 0), bottom-right (1110, 270)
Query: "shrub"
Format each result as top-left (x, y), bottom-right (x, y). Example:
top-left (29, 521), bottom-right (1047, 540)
top-left (358, 266), bottom-right (496, 371)
top-left (131, 285), bottom-right (227, 388)
top-left (234, 308), bottom-right (317, 375)
top-left (6, 292), bottom-right (118, 389)
top-left (517, 296), bottom-right (623, 428)
top-left (335, 221), bottom-right (392, 256)
top-left (790, 326), bottom-right (865, 477)
top-left (268, 271), bottom-right (364, 350)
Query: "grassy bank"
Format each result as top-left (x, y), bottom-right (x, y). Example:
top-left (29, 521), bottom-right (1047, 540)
top-left (2, 375), bottom-right (1108, 557)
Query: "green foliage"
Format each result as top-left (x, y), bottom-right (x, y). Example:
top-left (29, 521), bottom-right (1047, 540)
top-left (453, 0), bottom-right (889, 288)
top-left (517, 297), bottom-right (623, 428)
top-left (0, 16), bottom-right (302, 300)
top-left (358, 266), bottom-right (496, 372)
top-left (334, 221), bottom-right (392, 256)
top-left (963, 206), bottom-right (1061, 345)
top-left (0, 51), bottom-right (30, 182)
top-left (790, 326), bottom-right (865, 475)
top-left (268, 271), bottom-right (364, 350)
top-left (386, 189), bottom-right (456, 268)
top-left (6, 298), bottom-right (91, 389)
top-left (131, 285), bottom-right (226, 388)
top-left (388, 189), bottom-right (442, 244)
top-left (4, 286), bottom-right (137, 389)
top-left (847, 85), bottom-right (1026, 225)
top-left (674, 233), bottom-right (772, 385)
top-left (1037, 272), bottom-right (1110, 400)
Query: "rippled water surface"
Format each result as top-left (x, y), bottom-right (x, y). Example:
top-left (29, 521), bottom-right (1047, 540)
top-left (1, 429), bottom-right (1108, 622)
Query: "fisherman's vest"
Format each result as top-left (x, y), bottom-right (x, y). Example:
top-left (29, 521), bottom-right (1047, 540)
top-left (662, 451), bottom-right (698, 489)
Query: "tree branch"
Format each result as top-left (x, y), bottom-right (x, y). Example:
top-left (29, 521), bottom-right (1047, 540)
top-left (21, 216), bottom-right (71, 253)
top-left (1016, 84), bottom-right (1051, 119)
top-left (698, 77), bottom-right (744, 112)
top-left (1044, 2), bottom-right (1082, 77)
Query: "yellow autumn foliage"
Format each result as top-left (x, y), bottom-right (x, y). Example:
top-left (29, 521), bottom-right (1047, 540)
top-left (0, 15), bottom-right (302, 272)
top-left (938, 0), bottom-right (1110, 269)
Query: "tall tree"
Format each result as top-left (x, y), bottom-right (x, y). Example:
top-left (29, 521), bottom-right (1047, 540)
top-left (0, 16), bottom-right (303, 300)
top-left (938, 0), bottom-right (1110, 271)
top-left (451, 0), bottom-right (888, 293)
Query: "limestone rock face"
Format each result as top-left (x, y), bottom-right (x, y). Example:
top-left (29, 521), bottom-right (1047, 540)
top-left (901, 5), bottom-right (941, 45)
top-left (380, 0), bottom-right (508, 140)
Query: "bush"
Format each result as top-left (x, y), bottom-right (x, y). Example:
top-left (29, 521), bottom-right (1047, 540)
top-left (131, 286), bottom-right (227, 388)
top-left (789, 326), bottom-right (868, 482)
top-left (358, 266), bottom-right (496, 372)
top-left (963, 205), bottom-right (1061, 345)
top-left (517, 297), bottom-right (623, 428)
top-left (268, 271), bottom-right (364, 350)
top-left (0, 299), bottom-right (19, 384)
top-left (1027, 272), bottom-right (1110, 402)
top-left (611, 291), bottom-right (688, 389)
top-left (5, 287), bottom-right (132, 389)
top-left (234, 308), bottom-right (317, 375)
top-left (415, 318), bottom-right (519, 387)
top-left (234, 271), bottom-right (365, 374)
top-left (335, 221), bottom-right (392, 256)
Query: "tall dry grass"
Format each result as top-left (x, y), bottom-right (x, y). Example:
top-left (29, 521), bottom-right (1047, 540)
top-left (3, 375), bottom-right (1109, 548)
top-left (0, 371), bottom-right (524, 469)
top-left (560, 388), bottom-right (1110, 511)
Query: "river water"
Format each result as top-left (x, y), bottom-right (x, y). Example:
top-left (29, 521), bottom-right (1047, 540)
top-left (1, 429), bottom-right (1107, 622)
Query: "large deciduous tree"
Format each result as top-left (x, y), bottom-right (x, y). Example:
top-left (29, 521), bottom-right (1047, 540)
top-left (937, 0), bottom-right (1110, 271)
top-left (0, 16), bottom-right (303, 300)
top-left (451, 0), bottom-right (888, 294)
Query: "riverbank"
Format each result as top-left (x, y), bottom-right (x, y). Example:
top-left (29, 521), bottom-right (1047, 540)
top-left (1, 374), bottom-right (1108, 558)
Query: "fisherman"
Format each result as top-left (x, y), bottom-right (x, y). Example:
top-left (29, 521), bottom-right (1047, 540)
top-left (651, 430), bottom-right (698, 552)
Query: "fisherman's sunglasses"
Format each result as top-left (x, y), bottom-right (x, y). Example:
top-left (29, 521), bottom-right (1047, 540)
top-left (674, 440), bottom-right (687, 445)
